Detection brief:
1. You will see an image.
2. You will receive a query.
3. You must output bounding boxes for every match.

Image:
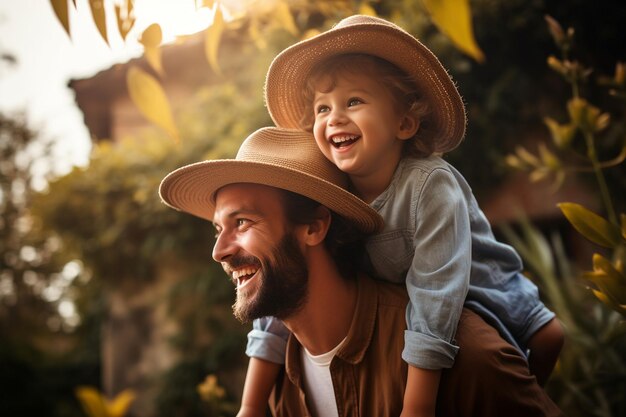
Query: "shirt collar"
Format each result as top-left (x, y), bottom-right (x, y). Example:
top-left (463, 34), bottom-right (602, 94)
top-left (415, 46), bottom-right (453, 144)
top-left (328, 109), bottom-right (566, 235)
top-left (284, 274), bottom-right (378, 385)
top-left (369, 159), bottom-right (406, 211)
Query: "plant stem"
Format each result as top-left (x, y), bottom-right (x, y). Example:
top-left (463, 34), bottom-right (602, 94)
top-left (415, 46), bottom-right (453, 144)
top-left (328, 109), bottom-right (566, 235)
top-left (583, 130), bottom-right (618, 225)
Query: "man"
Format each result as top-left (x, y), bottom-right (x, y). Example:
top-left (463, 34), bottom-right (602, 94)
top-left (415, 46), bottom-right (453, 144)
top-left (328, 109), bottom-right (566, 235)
top-left (159, 127), bottom-right (563, 417)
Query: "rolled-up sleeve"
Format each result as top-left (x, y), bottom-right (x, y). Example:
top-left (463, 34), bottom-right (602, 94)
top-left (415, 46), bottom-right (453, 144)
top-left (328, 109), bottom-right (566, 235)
top-left (402, 168), bottom-right (471, 369)
top-left (245, 316), bottom-right (291, 364)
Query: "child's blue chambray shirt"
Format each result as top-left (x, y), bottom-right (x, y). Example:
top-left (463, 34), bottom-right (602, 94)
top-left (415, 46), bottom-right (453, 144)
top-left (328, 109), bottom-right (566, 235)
top-left (246, 156), bottom-right (555, 370)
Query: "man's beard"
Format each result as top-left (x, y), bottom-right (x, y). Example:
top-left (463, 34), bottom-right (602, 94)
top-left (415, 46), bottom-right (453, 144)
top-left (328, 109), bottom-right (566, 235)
top-left (232, 233), bottom-right (309, 323)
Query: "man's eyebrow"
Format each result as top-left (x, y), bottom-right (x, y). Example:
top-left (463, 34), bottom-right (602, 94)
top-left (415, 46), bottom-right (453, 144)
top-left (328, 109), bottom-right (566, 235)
top-left (227, 207), bottom-right (259, 217)
top-left (214, 207), bottom-right (260, 226)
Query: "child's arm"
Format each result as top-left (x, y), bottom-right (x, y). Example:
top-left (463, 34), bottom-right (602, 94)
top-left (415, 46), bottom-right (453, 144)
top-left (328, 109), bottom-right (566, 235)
top-left (526, 318), bottom-right (564, 386)
top-left (237, 357), bottom-right (282, 417)
top-left (240, 317), bottom-right (291, 416)
top-left (400, 365), bottom-right (441, 417)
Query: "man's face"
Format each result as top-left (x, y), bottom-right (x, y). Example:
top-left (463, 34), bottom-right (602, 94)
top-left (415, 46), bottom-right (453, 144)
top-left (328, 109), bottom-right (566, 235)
top-left (212, 183), bottom-right (309, 322)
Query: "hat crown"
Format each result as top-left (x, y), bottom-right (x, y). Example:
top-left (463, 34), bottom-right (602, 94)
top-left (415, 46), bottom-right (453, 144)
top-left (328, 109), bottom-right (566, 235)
top-left (334, 14), bottom-right (402, 32)
top-left (236, 127), bottom-right (349, 190)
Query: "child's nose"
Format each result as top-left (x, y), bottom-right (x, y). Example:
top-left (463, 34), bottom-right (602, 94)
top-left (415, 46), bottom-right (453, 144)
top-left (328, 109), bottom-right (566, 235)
top-left (328, 108), bottom-right (347, 126)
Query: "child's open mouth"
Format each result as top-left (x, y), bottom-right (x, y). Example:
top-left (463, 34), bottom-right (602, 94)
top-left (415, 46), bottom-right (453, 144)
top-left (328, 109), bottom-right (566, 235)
top-left (330, 134), bottom-right (360, 148)
top-left (232, 267), bottom-right (259, 290)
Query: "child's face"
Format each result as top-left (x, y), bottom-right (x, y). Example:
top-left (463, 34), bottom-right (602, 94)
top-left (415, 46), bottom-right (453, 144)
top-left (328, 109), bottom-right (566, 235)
top-left (312, 72), bottom-right (415, 186)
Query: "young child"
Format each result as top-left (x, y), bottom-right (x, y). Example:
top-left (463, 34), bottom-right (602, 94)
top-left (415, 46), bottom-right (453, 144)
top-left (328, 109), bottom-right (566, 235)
top-left (239, 15), bottom-right (564, 417)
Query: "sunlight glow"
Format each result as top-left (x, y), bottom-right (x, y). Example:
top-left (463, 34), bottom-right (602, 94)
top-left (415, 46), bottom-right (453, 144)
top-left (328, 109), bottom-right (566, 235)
top-left (132, 0), bottom-right (214, 42)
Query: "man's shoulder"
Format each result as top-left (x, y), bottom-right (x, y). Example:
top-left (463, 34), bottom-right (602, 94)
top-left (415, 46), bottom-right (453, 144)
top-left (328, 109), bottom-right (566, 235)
top-left (370, 278), bottom-right (408, 309)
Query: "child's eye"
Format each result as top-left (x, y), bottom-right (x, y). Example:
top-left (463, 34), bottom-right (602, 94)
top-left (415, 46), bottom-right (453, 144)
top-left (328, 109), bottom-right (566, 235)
top-left (348, 98), bottom-right (363, 107)
top-left (316, 104), bottom-right (330, 114)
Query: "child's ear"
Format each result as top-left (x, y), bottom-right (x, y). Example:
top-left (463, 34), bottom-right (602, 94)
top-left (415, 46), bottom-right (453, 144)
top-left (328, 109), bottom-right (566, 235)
top-left (397, 114), bottom-right (420, 141)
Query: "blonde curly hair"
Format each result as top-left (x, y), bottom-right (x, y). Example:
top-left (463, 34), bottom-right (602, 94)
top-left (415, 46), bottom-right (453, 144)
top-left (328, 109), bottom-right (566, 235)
top-left (300, 53), bottom-right (435, 158)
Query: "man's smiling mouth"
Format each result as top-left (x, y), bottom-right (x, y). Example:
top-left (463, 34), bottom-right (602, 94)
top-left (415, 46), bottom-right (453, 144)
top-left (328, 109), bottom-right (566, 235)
top-left (330, 134), bottom-right (360, 148)
top-left (232, 266), bottom-right (259, 289)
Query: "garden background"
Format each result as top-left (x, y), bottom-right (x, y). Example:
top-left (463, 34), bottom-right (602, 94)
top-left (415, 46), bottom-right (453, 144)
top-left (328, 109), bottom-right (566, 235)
top-left (1, 1), bottom-right (625, 416)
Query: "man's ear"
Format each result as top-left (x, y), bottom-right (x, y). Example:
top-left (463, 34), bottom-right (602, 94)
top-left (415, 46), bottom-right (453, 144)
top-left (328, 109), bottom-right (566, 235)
top-left (397, 113), bottom-right (420, 141)
top-left (300, 206), bottom-right (332, 247)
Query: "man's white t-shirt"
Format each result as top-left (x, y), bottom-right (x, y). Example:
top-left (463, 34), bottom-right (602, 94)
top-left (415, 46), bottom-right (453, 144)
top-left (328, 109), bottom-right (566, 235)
top-left (300, 338), bottom-right (346, 417)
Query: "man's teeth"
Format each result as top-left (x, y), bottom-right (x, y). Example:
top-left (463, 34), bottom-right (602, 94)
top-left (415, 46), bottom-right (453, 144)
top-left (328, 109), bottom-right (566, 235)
top-left (232, 267), bottom-right (257, 280)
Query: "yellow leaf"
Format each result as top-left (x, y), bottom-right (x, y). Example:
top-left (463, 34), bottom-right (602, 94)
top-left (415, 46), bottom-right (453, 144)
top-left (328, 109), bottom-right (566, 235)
top-left (591, 289), bottom-right (626, 315)
top-left (595, 112), bottom-right (610, 132)
top-left (248, 20), bottom-right (267, 50)
top-left (114, 0), bottom-right (135, 41)
top-left (50, 0), bottom-right (71, 37)
top-left (504, 154), bottom-right (523, 170)
top-left (275, 1), bottom-right (298, 36)
top-left (126, 66), bottom-right (179, 143)
top-left (358, 3), bottom-right (377, 17)
top-left (529, 168), bottom-right (549, 182)
top-left (422, 0), bottom-right (485, 62)
top-left (108, 389), bottom-right (136, 417)
top-left (538, 143), bottom-right (560, 169)
top-left (567, 97), bottom-right (603, 133)
top-left (139, 24), bottom-right (164, 75)
top-left (584, 254), bottom-right (626, 304)
top-left (89, 0), bottom-right (108, 45)
top-left (75, 386), bottom-right (108, 417)
top-left (139, 23), bottom-right (162, 47)
top-left (302, 29), bottom-right (321, 40)
top-left (544, 15), bottom-right (565, 46)
top-left (515, 146), bottom-right (540, 167)
top-left (543, 117), bottom-right (575, 148)
top-left (621, 213), bottom-right (626, 240)
top-left (205, 7), bottom-right (224, 75)
top-left (197, 374), bottom-right (226, 403)
top-left (615, 62), bottom-right (626, 85)
top-left (558, 202), bottom-right (622, 248)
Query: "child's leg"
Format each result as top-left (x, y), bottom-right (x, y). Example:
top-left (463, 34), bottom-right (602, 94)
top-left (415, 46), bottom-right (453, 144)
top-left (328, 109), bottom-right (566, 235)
top-left (238, 357), bottom-right (282, 417)
top-left (527, 318), bottom-right (564, 386)
top-left (438, 309), bottom-right (564, 417)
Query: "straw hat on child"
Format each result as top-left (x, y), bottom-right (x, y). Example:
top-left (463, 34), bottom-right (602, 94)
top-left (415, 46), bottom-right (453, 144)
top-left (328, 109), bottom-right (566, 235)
top-left (159, 127), bottom-right (384, 233)
top-left (264, 14), bottom-right (467, 153)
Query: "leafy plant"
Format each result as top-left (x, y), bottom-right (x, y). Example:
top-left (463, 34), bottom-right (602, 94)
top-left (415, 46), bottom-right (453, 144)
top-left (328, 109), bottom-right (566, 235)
top-left (499, 14), bottom-right (626, 417)
top-left (49, 0), bottom-right (484, 143)
top-left (505, 15), bottom-right (626, 317)
top-left (500, 219), bottom-right (626, 417)
top-left (75, 386), bottom-right (135, 417)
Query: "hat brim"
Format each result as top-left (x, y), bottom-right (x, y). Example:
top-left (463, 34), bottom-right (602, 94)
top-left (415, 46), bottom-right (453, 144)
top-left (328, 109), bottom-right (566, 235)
top-left (159, 159), bottom-right (383, 234)
top-left (265, 22), bottom-right (466, 152)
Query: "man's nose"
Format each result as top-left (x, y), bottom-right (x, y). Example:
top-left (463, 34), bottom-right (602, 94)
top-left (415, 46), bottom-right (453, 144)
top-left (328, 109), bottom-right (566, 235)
top-left (212, 231), bottom-right (235, 263)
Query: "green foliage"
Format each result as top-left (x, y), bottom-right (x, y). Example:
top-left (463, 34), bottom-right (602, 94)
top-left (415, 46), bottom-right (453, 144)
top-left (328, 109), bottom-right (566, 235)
top-left (34, 78), bottom-right (270, 284)
top-left (498, 11), bottom-right (626, 417)
top-left (1, 112), bottom-right (101, 417)
top-left (505, 15), bottom-right (626, 318)
top-left (32, 43), bottom-right (272, 413)
top-left (500, 221), bottom-right (626, 417)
